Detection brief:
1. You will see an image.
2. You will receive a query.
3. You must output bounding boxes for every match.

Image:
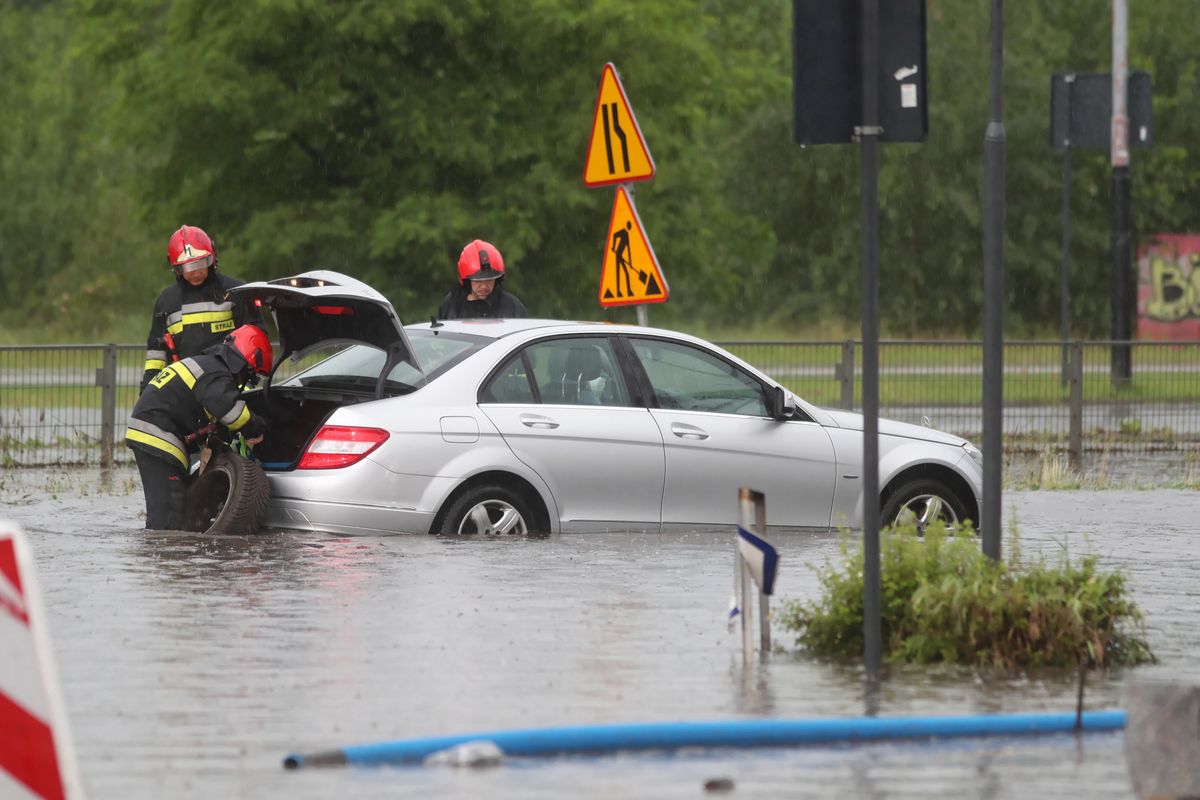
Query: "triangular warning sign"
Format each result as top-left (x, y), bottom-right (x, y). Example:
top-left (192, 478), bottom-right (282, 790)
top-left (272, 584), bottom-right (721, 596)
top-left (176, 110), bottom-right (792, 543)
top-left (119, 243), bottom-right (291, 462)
top-left (599, 186), bottom-right (669, 308)
top-left (583, 63), bottom-right (655, 188)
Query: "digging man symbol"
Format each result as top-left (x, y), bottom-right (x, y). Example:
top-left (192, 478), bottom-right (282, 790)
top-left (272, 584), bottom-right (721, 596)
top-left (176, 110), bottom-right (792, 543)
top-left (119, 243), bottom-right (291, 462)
top-left (611, 221), bottom-right (634, 298)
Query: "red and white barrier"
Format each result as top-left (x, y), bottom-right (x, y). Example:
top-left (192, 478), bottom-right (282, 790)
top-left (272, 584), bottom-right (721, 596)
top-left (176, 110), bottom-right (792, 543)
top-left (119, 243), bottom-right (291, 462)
top-left (1, 521), bottom-right (83, 800)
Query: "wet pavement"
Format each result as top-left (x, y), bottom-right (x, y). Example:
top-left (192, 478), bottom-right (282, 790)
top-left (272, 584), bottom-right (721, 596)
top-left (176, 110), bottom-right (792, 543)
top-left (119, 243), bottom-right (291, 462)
top-left (1, 467), bottom-right (1197, 799)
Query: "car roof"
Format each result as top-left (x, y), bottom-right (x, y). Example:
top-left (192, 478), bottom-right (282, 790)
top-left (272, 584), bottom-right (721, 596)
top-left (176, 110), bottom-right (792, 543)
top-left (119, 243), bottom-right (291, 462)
top-left (408, 318), bottom-right (641, 340)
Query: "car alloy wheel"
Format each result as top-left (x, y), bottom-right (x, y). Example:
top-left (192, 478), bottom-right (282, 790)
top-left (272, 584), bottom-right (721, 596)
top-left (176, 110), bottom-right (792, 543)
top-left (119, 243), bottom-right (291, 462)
top-left (882, 478), bottom-right (969, 535)
top-left (439, 483), bottom-right (535, 536)
top-left (894, 493), bottom-right (960, 534)
top-left (456, 498), bottom-right (529, 536)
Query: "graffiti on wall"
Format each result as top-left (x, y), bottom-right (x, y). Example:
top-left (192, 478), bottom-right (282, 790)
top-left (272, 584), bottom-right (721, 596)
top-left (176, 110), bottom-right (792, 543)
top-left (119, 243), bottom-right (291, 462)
top-left (1138, 234), bottom-right (1200, 340)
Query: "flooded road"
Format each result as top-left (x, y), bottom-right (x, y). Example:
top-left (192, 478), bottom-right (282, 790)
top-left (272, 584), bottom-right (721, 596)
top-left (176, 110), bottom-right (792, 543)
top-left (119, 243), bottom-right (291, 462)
top-left (2, 467), bottom-right (1196, 799)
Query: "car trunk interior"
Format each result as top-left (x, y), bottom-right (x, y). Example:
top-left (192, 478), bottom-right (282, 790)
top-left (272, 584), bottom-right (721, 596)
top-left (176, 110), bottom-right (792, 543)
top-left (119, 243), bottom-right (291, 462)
top-left (243, 389), bottom-right (350, 471)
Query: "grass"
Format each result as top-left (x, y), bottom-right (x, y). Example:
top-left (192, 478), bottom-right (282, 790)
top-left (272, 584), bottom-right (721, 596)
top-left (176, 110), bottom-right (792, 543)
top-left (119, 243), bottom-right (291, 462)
top-left (776, 521), bottom-right (1156, 669)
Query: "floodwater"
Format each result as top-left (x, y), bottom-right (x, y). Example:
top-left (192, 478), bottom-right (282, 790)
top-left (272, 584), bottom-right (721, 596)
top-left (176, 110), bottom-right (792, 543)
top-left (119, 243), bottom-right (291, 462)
top-left (2, 467), bottom-right (1197, 799)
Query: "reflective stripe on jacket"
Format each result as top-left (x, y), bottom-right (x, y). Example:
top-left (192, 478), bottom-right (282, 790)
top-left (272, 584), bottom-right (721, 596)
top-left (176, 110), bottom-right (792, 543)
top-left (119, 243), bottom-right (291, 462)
top-left (142, 272), bottom-right (264, 379)
top-left (126, 349), bottom-right (263, 468)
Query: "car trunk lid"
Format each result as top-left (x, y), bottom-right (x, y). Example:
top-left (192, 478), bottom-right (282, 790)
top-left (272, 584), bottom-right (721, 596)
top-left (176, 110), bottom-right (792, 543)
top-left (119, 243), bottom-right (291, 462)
top-left (229, 270), bottom-right (421, 373)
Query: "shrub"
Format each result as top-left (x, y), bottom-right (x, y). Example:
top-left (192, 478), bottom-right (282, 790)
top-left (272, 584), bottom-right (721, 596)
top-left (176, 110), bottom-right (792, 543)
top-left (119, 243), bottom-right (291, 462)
top-left (776, 523), bottom-right (1155, 668)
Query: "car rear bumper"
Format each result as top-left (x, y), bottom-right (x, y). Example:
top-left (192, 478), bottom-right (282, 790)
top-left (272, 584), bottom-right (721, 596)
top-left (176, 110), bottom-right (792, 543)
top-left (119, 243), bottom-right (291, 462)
top-left (262, 460), bottom-right (451, 535)
top-left (264, 497), bottom-right (434, 536)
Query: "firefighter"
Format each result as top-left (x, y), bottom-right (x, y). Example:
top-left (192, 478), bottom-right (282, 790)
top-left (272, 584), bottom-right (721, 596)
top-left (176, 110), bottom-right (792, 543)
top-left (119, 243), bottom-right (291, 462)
top-left (437, 240), bottom-right (529, 319)
top-left (126, 325), bottom-right (272, 531)
top-left (140, 225), bottom-right (265, 392)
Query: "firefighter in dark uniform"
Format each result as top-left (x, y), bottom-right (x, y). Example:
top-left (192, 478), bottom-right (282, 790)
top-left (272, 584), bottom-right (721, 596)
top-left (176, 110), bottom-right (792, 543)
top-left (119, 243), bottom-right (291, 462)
top-left (437, 240), bottom-right (529, 320)
top-left (126, 325), bottom-right (273, 530)
top-left (141, 224), bottom-right (265, 392)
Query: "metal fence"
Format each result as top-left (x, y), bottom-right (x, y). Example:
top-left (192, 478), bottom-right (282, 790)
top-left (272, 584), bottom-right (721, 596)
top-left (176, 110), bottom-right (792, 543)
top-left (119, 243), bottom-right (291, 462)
top-left (3, 341), bottom-right (1198, 479)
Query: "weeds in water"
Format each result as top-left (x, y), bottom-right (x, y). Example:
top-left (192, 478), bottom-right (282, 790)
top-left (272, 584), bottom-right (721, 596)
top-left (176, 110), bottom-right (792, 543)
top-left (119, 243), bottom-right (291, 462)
top-left (776, 521), bottom-right (1155, 669)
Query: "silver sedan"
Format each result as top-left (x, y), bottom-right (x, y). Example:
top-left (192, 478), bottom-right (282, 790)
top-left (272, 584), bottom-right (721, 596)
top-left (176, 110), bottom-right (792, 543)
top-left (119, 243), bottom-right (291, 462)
top-left (231, 271), bottom-right (983, 536)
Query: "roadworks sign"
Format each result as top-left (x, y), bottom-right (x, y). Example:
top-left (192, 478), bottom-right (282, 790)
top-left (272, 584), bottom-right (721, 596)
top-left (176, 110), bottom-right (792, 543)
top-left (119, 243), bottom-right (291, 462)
top-left (599, 185), bottom-right (668, 308)
top-left (1, 521), bottom-right (83, 800)
top-left (584, 63), bottom-right (655, 187)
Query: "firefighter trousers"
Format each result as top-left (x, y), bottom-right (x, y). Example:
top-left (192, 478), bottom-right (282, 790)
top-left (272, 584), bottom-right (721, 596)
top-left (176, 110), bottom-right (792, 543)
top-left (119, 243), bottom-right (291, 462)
top-left (133, 448), bottom-right (188, 530)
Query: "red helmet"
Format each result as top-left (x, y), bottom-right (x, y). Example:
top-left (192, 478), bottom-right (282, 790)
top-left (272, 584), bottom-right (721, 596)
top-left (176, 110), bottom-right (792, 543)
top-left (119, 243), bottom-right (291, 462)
top-left (167, 225), bottom-right (217, 275)
top-left (226, 325), bottom-right (273, 375)
top-left (457, 240), bottom-right (505, 283)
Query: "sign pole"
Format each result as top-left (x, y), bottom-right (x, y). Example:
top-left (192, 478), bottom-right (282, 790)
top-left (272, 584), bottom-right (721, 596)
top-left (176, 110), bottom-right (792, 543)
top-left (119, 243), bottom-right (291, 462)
top-left (981, 0), bottom-right (1006, 560)
top-left (1059, 75), bottom-right (1074, 387)
top-left (858, 0), bottom-right (883, 680)
top-left (1110, 0), bottom-right (1133, 386)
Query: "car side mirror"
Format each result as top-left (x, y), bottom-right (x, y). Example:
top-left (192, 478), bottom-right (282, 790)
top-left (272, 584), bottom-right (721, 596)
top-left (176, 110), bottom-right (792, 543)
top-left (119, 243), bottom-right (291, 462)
top-left (769, 385), bottom-right (795, 420)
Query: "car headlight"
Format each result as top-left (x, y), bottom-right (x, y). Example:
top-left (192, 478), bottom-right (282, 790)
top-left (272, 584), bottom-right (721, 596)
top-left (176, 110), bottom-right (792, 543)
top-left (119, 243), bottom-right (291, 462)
top-left (962, 442), bottom-right (983, 468)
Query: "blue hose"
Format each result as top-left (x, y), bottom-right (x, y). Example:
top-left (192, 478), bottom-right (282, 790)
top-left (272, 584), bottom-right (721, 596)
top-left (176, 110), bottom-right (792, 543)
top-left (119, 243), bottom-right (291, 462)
top-left (282, 709), bottom-right (1126, 769)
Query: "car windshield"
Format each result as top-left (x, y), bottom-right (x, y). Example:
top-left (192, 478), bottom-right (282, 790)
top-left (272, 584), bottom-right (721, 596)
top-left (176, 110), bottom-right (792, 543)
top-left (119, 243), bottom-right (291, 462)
top-left (274, 330), bottom-right (488, 395)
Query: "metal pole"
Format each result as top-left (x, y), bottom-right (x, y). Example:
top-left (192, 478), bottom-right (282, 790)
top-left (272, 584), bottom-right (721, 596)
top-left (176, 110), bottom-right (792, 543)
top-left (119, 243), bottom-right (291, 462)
top-left (858, 0), bottom-right (882, 676)
top-left (734, 489), bottom-right (754, 664)
top-left (1110, 0), bottom-right (1133, 386)
top-left (732, 531), bottom-right (749, 663)
top-left (635, 305), bottom-right (649, 327)
top-left (981, 0), bottom-right (1006, 561)
top-left (740, 558), bottom-right (754, 664)
top-left (1060, 75), bottom-right (1074, 387)
top-left (98, 344), bottom-right (118, 489)
top-left (1068, 341), bottom-right (1084, 473)
top-left (839, 340), bottom-right (856, 409)
top-left (754, 494), bottom-right (770, 655)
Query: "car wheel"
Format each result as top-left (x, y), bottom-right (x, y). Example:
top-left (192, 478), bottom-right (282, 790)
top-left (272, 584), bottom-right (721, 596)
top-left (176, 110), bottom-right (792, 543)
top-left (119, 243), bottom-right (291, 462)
top-left (881, 478), bottom-right (968, 534)
top-left (439, 484), bottom-right (532, 536)
top-left (182, 450), bottom-right (271, 535)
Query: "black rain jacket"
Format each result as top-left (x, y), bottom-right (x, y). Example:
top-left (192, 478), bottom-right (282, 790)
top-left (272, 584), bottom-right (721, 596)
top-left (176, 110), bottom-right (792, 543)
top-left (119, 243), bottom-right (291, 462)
top-left (126, 346), bottom-right (265, 471)
top-left (142, 271), bottom-right (264, 390)
top-left (437, 283), bottom-right (528, 320)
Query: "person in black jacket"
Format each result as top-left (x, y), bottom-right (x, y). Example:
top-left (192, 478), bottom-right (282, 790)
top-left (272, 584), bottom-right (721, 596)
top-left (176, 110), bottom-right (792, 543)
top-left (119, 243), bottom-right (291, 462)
top-left (126, 325), bottom-right (272, 531)
top-left (437, 239), bottom-right (529, 320)
top-left (140, 224), bottom-right (265, 392)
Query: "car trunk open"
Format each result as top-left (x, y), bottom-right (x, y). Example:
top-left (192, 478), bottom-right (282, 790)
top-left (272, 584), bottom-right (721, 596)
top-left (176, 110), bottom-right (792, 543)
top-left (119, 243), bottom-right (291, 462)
top-left (229, 270), bottom-right (420, 470)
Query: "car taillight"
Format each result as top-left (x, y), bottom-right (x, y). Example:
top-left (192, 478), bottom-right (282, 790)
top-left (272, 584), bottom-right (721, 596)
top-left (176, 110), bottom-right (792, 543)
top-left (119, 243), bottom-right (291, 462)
top-left (297, 425), bottom-right (390, 469)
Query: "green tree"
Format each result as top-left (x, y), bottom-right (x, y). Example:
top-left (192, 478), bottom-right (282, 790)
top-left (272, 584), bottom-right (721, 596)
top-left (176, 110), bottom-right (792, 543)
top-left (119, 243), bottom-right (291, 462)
top-left (69, 0), bottom-right (775, 327)
top-left (3, 0), bottom-right (1198, 340)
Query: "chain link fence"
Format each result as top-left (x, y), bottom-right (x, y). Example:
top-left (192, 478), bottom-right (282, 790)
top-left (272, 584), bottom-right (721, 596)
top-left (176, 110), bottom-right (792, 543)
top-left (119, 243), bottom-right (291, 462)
top-left (3, 340), bottom-right (1198, 480)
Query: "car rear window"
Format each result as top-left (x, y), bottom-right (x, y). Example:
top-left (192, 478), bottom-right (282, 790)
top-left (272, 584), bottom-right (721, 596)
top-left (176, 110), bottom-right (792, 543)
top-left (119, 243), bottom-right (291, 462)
top-left (274, 331), bottom-right (487, 396)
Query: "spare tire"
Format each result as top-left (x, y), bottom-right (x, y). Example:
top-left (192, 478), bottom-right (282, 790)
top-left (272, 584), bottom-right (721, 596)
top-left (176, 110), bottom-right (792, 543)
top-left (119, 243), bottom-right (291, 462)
top-left (182, 449), bottom-right (271, 534)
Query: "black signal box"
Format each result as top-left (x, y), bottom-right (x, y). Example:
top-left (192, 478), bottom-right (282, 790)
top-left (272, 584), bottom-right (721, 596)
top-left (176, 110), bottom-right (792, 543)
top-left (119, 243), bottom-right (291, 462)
top-left (792, 0), bottom-right (928, 145)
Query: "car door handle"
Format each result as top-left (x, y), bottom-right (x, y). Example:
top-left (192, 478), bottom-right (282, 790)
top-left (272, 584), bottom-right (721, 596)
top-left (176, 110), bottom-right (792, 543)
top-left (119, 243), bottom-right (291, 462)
top-left (670, 422), bottom-right (709, 440)
top-left (520, 414), bottom-right (560, 429)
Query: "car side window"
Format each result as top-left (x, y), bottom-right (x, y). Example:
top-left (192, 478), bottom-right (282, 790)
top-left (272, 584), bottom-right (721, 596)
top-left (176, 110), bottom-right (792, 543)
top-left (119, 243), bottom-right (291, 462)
top-left (629, 338), bottom-right (769, 417)
top-left (525, 338), bottom-right (630, 407)
top-left (480, 354), bottom-right (535, 403)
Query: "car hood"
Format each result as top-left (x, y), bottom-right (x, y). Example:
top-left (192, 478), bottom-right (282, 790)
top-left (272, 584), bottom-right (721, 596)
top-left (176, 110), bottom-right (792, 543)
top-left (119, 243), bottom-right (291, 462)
top-left (229, 270), bottom-right (419, 369)
top-left (822, 407), bottom-right (967, 446)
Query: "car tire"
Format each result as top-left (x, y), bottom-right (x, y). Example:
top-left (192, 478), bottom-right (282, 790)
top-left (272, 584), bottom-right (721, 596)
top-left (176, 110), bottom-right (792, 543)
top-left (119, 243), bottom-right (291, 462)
top-left (438, 484), bottom-right (533, 536)
top-left (182, 450), bottom-right (271, 535)
top-left (881, 478), bottom-right (968, 534)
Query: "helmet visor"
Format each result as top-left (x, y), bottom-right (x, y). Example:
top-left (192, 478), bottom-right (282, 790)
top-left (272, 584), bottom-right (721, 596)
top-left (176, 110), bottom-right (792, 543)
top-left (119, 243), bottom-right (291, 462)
top-left (174, 254), bottom-right (215, 274)
top-left (470, 267), bottom-right (503, 281)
